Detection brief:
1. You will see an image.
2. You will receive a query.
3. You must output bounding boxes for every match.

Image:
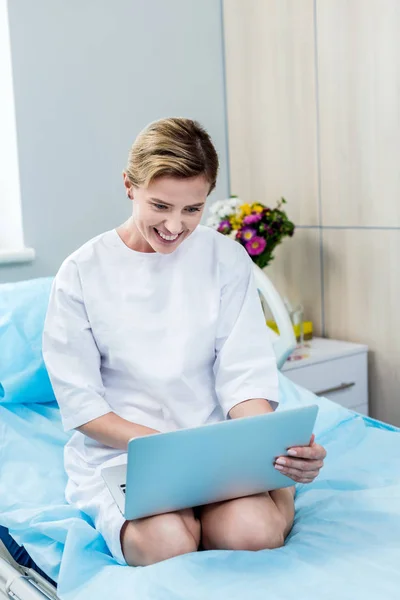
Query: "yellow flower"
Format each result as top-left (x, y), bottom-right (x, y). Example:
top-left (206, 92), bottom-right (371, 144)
top-left (239, 203), bottom-right (252, 216)
top-left (242, 229), bottom-right (255, 241)
top-left (251, 203), bottom-right (264, 213)
top-left (229, 215), bottom-right (242, 229)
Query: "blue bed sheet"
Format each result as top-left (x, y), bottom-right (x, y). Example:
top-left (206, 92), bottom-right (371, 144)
top-left (1, 373), bottom-right (400, 600)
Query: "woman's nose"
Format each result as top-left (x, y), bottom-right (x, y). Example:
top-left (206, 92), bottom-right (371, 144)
top-left (164, 217), bottom-right (183, 235)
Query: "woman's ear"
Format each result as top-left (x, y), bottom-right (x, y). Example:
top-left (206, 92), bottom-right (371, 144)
top-left (122, 172), bottom-right (133, 199)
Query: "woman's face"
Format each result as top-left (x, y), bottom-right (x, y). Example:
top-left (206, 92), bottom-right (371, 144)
top-left (124, 174), bottom-right (210, 254)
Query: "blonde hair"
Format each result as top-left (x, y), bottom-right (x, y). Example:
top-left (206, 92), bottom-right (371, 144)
top-left (125, 117), bottom-right (219, 194)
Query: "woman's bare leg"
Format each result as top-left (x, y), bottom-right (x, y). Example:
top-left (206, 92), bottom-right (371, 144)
top-left (121, 508), bottom-right (201, 566)
top-left (269, 486), bottom-right (296, 537)
top-left (200, 487), bottom-right (295, 551)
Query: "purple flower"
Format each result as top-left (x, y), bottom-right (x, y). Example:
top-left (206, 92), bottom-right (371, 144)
top-left (241, 227), bottom-right (257, 242)
top-left (243, 212), bottom-right (262, 225)
top-left (246, 236), bottom-right (267, 256)
top-left (217, 219), bottom-right (231, 234)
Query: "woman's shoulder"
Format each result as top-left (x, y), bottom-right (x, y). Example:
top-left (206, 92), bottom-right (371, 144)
top-left (55, 230), bottom-right (115, 280)
top-left (194, 225), bottom-right (246, 254)
top-left (194, 225), bottom-right (250, 268)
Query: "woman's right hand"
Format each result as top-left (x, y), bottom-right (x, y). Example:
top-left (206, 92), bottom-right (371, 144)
top-left (77, 412), bottom-right (159, 450)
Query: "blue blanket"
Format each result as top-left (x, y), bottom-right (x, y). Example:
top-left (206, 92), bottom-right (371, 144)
top-left (1, 374), bottom-right (399, 600)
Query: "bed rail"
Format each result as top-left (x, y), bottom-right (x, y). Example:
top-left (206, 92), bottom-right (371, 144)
top-left (253, 264), bottom-right (296, 369)
top-left (0, 551), bottom-right (58, 600)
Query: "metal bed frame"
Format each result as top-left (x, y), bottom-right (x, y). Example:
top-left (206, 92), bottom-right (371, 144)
top-left (0, 265), bottom-right (295, 599)
top-left (0, 543), bottom-right (58, 600)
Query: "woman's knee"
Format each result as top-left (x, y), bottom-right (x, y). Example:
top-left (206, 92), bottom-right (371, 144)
top-left (121, 511), bottom-right (200, 567)
top-left (202, 498), bottom-right (287, 552)
top-left (221, 516), bottom-right (285, 551)
top-left (235, 514), bottom-right (286, 551)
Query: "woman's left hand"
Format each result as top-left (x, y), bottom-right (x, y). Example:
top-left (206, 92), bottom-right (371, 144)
top-left (274, 434), bottom-right (327, 484)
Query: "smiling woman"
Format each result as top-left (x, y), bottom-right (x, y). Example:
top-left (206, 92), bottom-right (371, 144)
top-left (42, 116), bottom-right (325, 570)
top-left (119, 174), bottom-right (210, 253)
top-left (119, 118), bottom-right (218, 254)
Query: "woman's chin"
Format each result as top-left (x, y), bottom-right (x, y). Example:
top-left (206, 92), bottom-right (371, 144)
top-left (153, 241), bottom-right (181, 254)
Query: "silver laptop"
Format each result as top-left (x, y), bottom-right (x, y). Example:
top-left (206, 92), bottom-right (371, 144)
top-left (101, 404), bottom-right (318, 521)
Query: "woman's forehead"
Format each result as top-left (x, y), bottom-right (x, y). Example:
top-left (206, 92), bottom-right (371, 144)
top-left (144, 175), bottom-right (210, 202)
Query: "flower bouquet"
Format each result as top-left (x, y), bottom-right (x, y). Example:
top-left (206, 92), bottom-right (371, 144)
top-left (207, 196), bottom-right (295, 269)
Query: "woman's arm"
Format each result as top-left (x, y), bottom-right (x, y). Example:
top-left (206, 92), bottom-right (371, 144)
top-left (213, 242), bottom-right (279, 419)
top-left (229, 399), bottom-right (326, 485)
top-left (80, 399), bottom-right (271, 450)
top-left (228, 398), bottom-right (274, 419)
top-left (43, 260), bottom-right (154, 442)
top-left (77, 413), bottom-right (159, 451)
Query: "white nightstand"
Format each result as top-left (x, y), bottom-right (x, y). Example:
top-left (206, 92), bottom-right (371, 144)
top-left (281, 338), bottom-right (369, 415)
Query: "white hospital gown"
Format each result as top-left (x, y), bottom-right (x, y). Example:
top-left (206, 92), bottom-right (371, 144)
top-left (42, 225), bottom-right (279, 564)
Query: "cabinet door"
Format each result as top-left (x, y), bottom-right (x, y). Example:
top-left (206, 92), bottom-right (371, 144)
top-left (284, 353), bottom-right (368, 410)
top-left (222, 0), bottom-right (319, 227)
top-left (222, 0), bottom-right (323, 335)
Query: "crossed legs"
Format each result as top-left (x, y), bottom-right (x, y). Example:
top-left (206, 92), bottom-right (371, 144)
top-left (121, 487), bottom-right (295, 567)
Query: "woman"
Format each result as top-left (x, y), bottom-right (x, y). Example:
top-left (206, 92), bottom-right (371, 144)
top-left (43, 117), bottom-right (326, 567)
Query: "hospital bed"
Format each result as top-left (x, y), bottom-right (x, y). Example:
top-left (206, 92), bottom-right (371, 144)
top-left (0, 268), bottom-right (399, 600)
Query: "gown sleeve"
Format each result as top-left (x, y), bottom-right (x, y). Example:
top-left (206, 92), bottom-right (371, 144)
top-left (213, 242), bottom-right (279, 418)
top-left (42, 259), bottom-right (112, 431)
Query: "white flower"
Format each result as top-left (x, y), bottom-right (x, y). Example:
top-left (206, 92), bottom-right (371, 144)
top-left (208, 200), bottom-right (226, 215)
top-left (228, 197), bottom-right (241, 209)
top-left (209, 197), bottom-right (241, 218)
top-left (217, 206), bottom-right (231, 219)
top-left (228, 229), bottom-right (238, 239)
top-left (206, 214), bottom-right (221, 229)
top-left (207, 197), bottom-right (242, 230)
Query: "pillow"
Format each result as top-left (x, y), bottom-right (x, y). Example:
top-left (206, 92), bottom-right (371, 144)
top-left (0, 277), bottom-right (55, 403)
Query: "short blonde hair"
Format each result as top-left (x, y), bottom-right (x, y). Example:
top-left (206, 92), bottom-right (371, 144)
top-left (125, 117), bottom-right (219, 194)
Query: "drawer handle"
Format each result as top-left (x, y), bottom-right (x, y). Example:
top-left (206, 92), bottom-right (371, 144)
top-left (316, 382), bottom-right (355, 397)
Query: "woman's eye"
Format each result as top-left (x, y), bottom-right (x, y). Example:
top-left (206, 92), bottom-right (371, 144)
top-left (152, 204), bottom-right (200, 213)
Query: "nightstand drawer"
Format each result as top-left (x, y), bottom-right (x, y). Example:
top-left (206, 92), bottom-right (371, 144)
top-left (284, 353), bottom-right (368, 410)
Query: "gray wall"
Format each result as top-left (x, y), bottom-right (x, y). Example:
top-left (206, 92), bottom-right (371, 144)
top-left (1, 0), bottom-right (229, 283)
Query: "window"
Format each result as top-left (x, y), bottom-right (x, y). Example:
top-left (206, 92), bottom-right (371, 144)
top-left (0, 0), bottom-right (34, 264)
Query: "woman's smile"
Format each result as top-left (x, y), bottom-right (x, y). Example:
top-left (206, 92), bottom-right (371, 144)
top-left (153, 227), bottom-right (184, 244)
